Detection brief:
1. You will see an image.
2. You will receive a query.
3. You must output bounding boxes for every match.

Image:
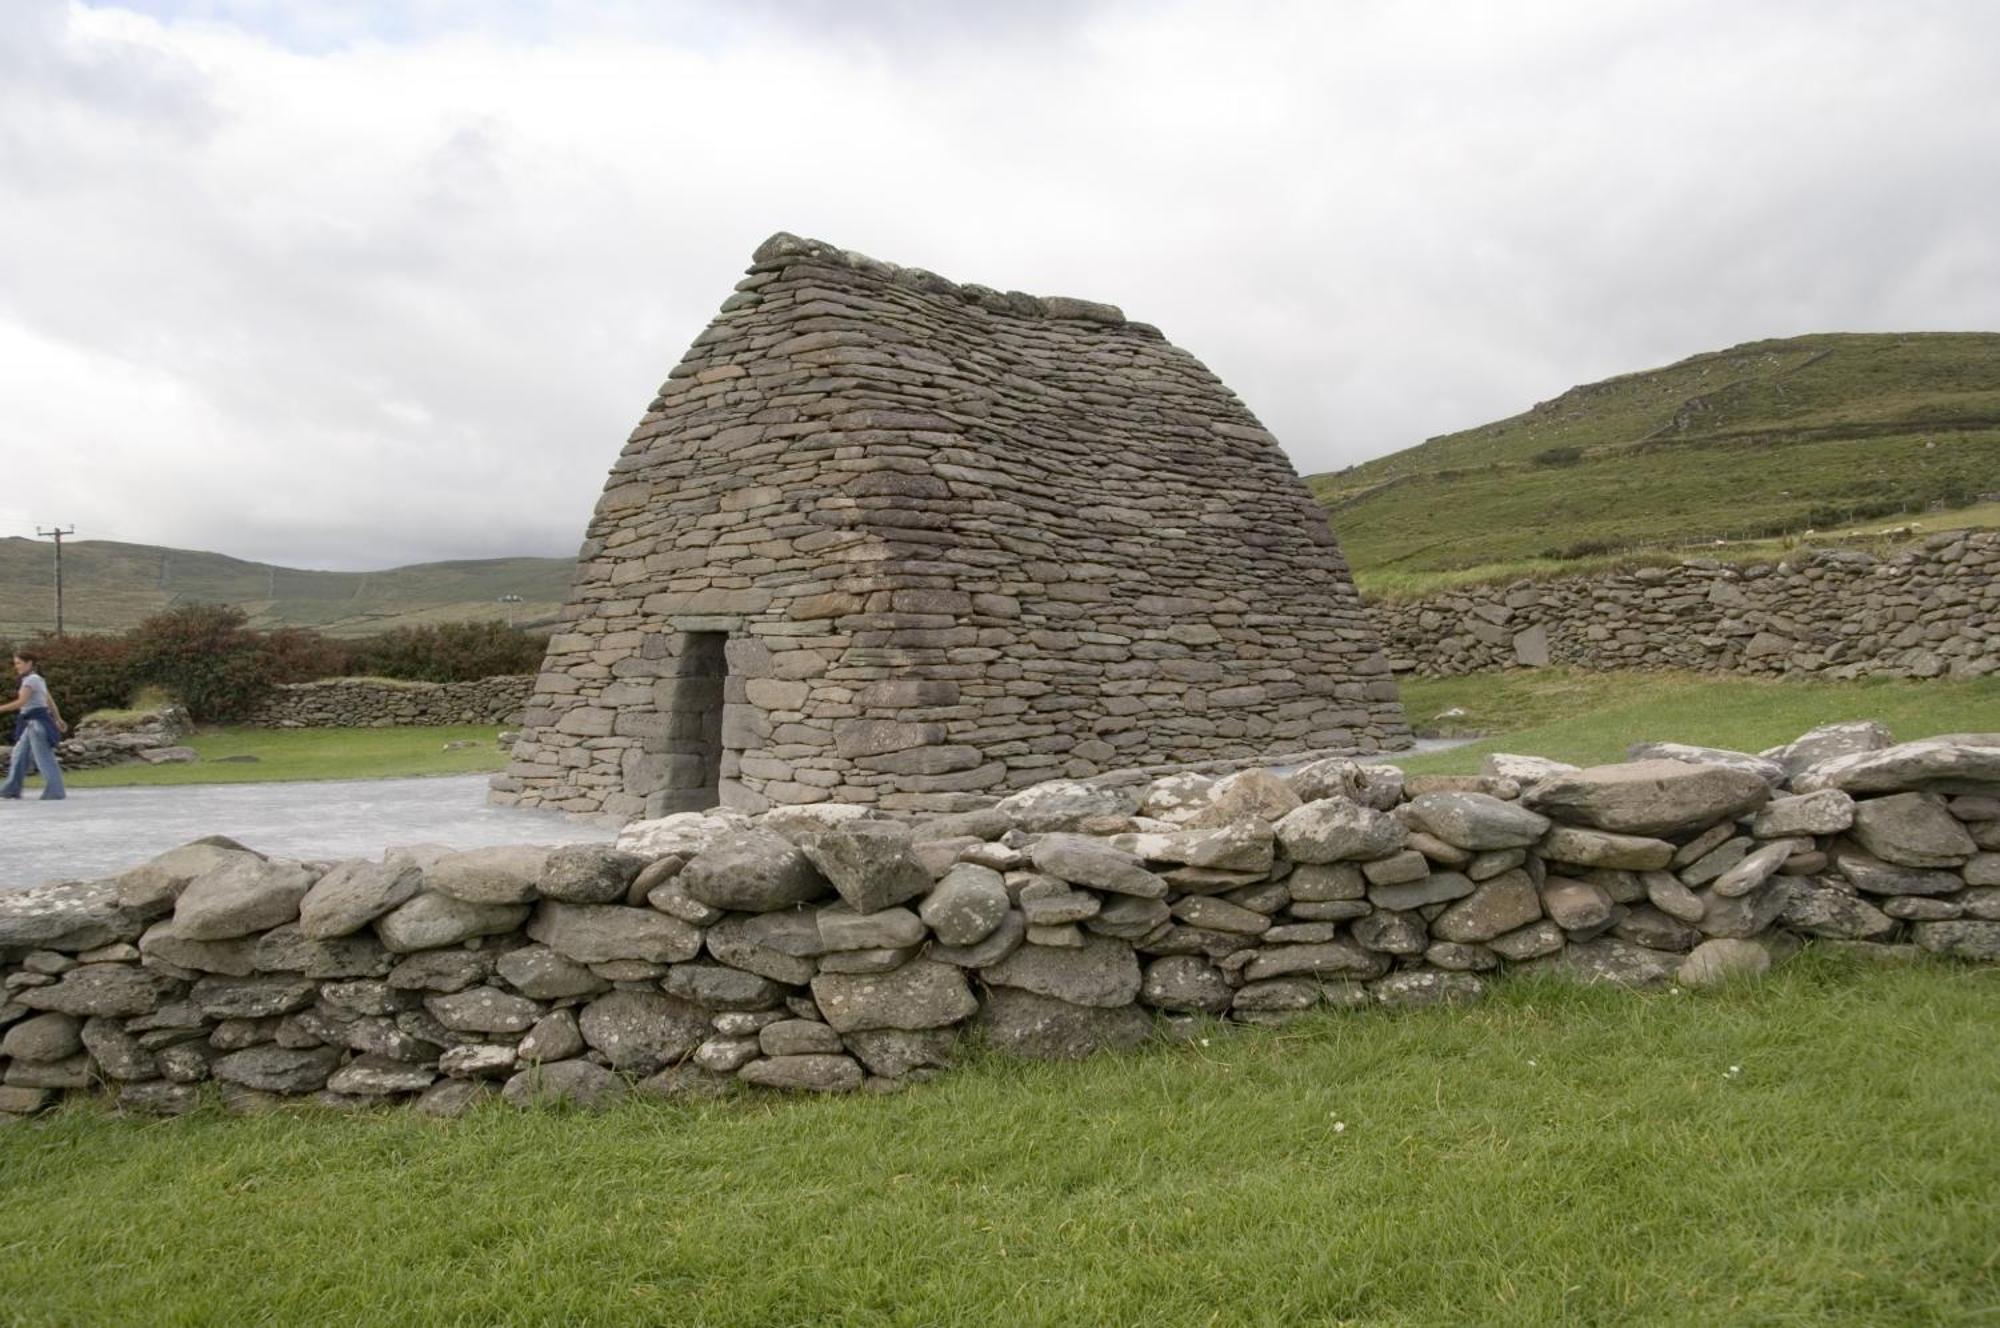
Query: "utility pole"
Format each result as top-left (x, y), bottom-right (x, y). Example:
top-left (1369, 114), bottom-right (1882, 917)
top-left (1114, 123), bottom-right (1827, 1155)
top-left (498, 594), bottom-right (523, 628)
top-left (36, 526), bottom-right (74, 637)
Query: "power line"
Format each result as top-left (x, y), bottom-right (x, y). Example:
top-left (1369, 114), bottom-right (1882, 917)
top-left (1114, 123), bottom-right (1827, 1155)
top-left (35, 526), bottom-right (75, 637)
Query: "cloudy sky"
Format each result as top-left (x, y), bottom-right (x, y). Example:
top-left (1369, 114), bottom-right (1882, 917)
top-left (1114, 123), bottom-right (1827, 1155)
top-left (3, 0), bottom-right (1995, 570)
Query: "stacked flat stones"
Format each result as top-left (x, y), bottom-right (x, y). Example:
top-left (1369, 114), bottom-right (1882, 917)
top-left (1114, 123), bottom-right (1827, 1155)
top-left (497, 231), bottom-right (1407, 821)
top-left (1377, 531), bottom-right (1998, 680)
top-left (5, 721), bottom-right (1997, 1120)
top-left (249, 676), bottom-right (532, 729)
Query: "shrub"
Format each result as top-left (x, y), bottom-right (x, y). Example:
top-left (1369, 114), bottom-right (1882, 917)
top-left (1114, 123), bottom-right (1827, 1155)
top-left (348, 621), bottom-right (549, 683)
top-left (3, 633), bottom-right (138, 719)
top-left (263, 628), bottom-right (355, 684)
top-left (126, 605), bottom-right (274, 722)
top-left (1532, 446), bottom-right (1584, 467)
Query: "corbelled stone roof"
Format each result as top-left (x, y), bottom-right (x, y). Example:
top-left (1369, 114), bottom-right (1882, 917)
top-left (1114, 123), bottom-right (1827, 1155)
top-left (495, 234), bottom-right (1409, 819)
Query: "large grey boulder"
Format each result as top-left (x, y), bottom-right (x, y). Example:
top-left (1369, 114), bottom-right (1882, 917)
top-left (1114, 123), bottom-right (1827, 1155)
top-left (539, 844), bottom-right (648, 904)
top-left (1029, 835), bottom-right (1166, 897)
top-left (1287, 758), bottom-right (1404, 810)
top-left (1368, 870), bottom-right (1476, 911)
top-left (974, 987), bottom-right (1153, 1060)
top-left (116, 840), bottom-right (259, 916)
top-left (425, 987), bottom-right (544, 1035)
top-left (1848, 792), bottom-right (1976, 868)
top-left (1752, 790), bottom-right (1855, 838)
top-left (811, 959), bottom-right (978, 1032)
top-left (1695, 877), bottom-right (1791, 939)
top-left (1911, 920), bottom-right (2000, 961)
top-left (172, 857), bottom-right (317, 941)
top-left (739, 1055), bottom-right (864, 1093)
top-left (1240, 939), bottom-right (1390, 983)
top-left (1139, 955), bottom-right (1233, 1013)
top-left (297, 859), bottom-right (423, 939)
top-left (843, 1027), bottom-right (957, 1078)
top-left (577, 990), bottom-right (710, 1073)
top-left (1522, 760), bottom-right (1770, 836)
top-left (798, 821), bottom-right (930, 913)
top-left (1777, 877), bottom-right (1896, 940)
top-left (253, 924), bottom-right (392, 979)
top-left (494, 945), bottom-right (608, 1000)
top-left (918, 864), bottom-right (1010, 946)
top-left (1399, 793), bottom-right (1549, 851)
top-left (211, 1044), bottom-right (342, 1095)
top-left (501, 1059), bottom-right (626, 1110)
top-left (1275, 799), bottom-right (1407, 863)
top-left (995, 780), bottom-right (1136, 832)
top-left (681, 829), bottom-right (829, 913)
top-left (0, 1011), bottom-right (83, 1062)
top-left (1828, 841), bottom-right (1966, 896)
top-left (1793, 738), bottom-right (2000, 796)
top-left (18, 964), bottom-right (177, 1017)
top-left (1677, 938), bottom-right (1771, 988)
top-left (375, 893), bottom-right (528, 953)
top-left (137, 918), bottom-right (257, 976)
top-left (425, 845), bottom-right (550, 905)
top-left (1762, 720), bottom-right (1893, 781)
top-left (816, 904), bottom-right (926, 953)
top-left (1, 879), bottom-right (143, 954)
top-left (980, 935), bottom-right (1142, 1008)
top-left (705, 909), bottom-right (823, 985)
top-left (661, 962), bottom-right (788, 1011)
top-left (1539, 826), bottom-right (1674, 871)
top-left (1542, 937), bottom-right (1680, 987)
top-left (1433, 870), bottom-right (1543, 943)
top-left (191, 975), bottom-right (317, 1019)
top-left (527, 901), bottom-right (703, 965)
top-left (614, 807), bottom-right (752, 859)
top-left (1628, 742), bottom-right (1785, 786)
top-left (326, 1055), bottom-right (438, 1096)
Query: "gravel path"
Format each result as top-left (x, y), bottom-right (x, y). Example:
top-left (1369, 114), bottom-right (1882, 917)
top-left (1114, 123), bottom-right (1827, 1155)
top-left (0, 775), bottom-right (612, 891)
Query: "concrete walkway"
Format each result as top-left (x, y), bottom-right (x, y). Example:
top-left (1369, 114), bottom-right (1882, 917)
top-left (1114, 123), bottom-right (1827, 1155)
top-left (0, 775), bottom-right (612, 892)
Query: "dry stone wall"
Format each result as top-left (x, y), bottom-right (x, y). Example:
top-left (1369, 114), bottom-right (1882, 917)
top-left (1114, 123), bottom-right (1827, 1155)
top-left (6, 724), bottom-right (1997, 1120)
top-left (249, 676), bottom-right (533, 729)
top-left (498, 232), bottom-right (1406, 823)
top-left (1376, 531), bottom-right (1998, 679)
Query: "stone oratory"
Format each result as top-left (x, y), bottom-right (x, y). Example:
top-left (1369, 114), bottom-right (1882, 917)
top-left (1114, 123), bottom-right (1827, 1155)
top-left (494, 234), bottom-right (1409, 819)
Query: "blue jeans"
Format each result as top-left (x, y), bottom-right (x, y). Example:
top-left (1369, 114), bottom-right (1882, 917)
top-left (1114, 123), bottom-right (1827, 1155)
top-left (2, 712), bottom-right (65, 800)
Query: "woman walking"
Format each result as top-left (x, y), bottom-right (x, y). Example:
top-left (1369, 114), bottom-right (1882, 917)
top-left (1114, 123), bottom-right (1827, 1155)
top-left (0, 651), bottom-right (67, 800)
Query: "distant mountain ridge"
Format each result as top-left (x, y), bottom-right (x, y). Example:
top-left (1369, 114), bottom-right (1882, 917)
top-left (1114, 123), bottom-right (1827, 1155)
top-left (1307, 331), bottom-right (2000, 592)
top-left (0, 538), bottom-right (574, 639)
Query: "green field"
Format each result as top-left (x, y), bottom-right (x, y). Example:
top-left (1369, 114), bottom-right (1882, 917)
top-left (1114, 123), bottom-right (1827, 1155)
top-left (63, 725), bottom-right (508, 787)
top-left (2, 957), bottom-right (1993, 1325)
top-left (1393, 670), bottom-right (2000, 775)
top-left (1310, 332), bottom-right (2000, 596)
top-left (0, 538), bottom-right (572, 639)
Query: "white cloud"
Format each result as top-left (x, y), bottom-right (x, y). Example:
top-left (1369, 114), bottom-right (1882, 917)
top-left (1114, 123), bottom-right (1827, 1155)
top-left (2, 0), bottom-right (1996, 567)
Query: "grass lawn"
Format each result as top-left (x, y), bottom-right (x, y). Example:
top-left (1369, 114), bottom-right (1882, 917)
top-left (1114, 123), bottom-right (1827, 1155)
top-left (0, 956), bottom-right (1993, 1325)
top-left (1394, 670), bottom-right (2000, 776)
top-left (64, 724), bottom-right (508, 788)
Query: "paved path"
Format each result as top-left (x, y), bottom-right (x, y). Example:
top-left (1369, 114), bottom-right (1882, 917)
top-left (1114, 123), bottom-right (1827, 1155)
top-left (0, 775), bottom-right (613, 891)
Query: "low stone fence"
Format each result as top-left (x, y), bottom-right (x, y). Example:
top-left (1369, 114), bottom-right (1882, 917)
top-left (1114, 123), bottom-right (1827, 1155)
top-left (248, 676), bottom-right (534, 729)
top-left (1373, 530), bottom-right (1997, 679)
top-left (3, 722), bottom-right (1995, 1119)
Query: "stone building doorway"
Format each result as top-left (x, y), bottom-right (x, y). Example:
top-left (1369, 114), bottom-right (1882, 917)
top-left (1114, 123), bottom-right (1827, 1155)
top-left (656, 630), bottom-right (728, 813)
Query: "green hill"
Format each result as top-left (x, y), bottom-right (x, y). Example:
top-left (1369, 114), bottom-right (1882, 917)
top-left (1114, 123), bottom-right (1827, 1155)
top-left (1311, 332), bottom-right (2000, 596)
top-left (0, 539), bottom-right (575, 639)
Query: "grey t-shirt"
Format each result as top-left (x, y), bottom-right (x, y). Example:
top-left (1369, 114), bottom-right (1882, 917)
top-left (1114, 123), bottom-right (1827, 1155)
top-left (19, 673), bottom-right (52, 713)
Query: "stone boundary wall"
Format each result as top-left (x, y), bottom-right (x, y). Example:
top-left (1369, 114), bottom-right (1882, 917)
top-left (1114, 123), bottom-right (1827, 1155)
top-left (3, 724), bottom-right (1995, 1119)
top-left (248, 676), bottom-right (534, 729)
top-left (1374, 530), bottom-right (1997, 680)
